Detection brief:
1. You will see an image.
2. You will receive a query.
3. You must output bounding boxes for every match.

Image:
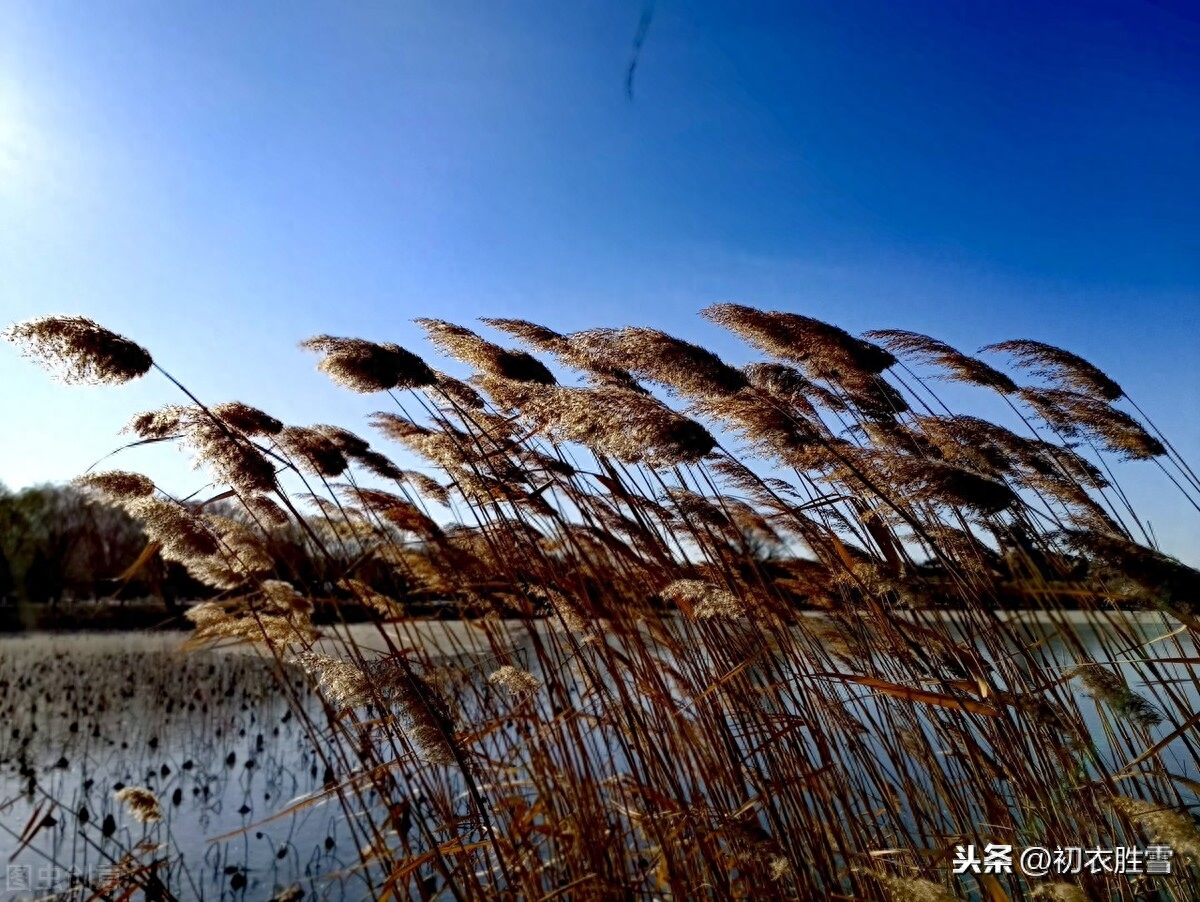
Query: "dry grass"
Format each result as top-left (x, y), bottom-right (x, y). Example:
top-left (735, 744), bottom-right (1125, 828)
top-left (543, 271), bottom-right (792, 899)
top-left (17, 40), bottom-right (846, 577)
top-left (7, 307), bottom-right (1200, 900)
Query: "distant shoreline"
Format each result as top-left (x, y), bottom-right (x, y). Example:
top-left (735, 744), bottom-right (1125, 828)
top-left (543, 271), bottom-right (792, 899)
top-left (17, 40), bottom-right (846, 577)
top-left (1, 599), bottom-right (1183, 638)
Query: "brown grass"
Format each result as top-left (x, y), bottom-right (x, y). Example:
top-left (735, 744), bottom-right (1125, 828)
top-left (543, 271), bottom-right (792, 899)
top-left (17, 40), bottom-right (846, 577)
top-left (7, 307), bottom-right (1200, 900)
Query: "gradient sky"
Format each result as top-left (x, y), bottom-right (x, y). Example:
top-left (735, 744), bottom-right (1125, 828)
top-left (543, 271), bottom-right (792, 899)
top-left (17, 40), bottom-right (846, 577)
top-left (1, 1), bottom-right (1198, 559)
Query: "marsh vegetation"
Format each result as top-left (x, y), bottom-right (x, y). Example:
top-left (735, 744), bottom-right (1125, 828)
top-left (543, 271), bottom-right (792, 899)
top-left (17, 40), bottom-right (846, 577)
top-left (4, 309), bottom-right (1200, 900)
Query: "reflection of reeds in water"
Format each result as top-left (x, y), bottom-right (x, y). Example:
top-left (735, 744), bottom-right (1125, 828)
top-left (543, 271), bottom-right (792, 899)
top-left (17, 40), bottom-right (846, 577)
top-left (7, 309), bottom-right (1200, 899)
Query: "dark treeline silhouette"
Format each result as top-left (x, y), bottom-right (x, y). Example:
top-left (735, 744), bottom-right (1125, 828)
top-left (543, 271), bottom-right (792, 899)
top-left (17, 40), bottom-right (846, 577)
top-left (0, 481), bottom-right (417, 625)
top-left (0, 475), bottom-right (823, 632)
top-left (0, 482), bottom-right (159, 606)
top-left (0, 476), bottom-right (1125, 631)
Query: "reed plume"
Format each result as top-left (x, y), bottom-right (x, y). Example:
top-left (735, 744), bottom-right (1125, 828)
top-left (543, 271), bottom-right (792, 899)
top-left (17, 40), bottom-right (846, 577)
top-left (243, 492), bottom-right (290, 526)
top-left (743, 361), bottom-right (848, 416)
top-left (1032, 886), bottom-right (1088, 902)
top-left (277, 425), bottom-right (350, 477)
top-left (432, 371), bottom-right (488, 409)
top-left (121, 403), bottom-right (279, 491)
top-left (1070, 665), bottom-right (1163, 729)
top-left (124, 404), bottom-right (194, 439)
top-left (483, 316), bottom-right (648, 392)
top-left (10, 304), bottom-right (1200, 902)
top-left (122, 497), bottom-right (219, 561)
top-left (300, 335), bottom-right (436, 392)
top-left (488, 665), bottom-right (541, 698)
top-left (260, 579), bottom-right (312, 614)
top-left (114, 787), bottom-right (163, 824)
top-left (871, 874), bottom-right (956, 902)
top-left (211, 401), bottom-right (284, 436)
top-left (185, 600), bottom-right (316, 647)
top-left (983, 338), bottom-right (1123, 400)
top-left (1020, 388), bottom-right (1165, 460)
top-left (876, 454), bottom-right (1018, 515)
top-left (867, 328), bottom-right (1018, 393)
top-left (661, 579), bottom-right (746, 620)
top-left (416, 319), bottom-right (556, 384)
top-left (1113, 796), bottom-right (1200, 858)
top-left (3, 315), bottom-right (153, 385)
top-left (187, 421), bottom-right (279, 493)
top-left (488, 381), bottom-right (716, 466)
top-left (337, 485), bottom-right (442, 537)
top-left (568, 326), bottom-right (748, 399)
top-left (703, 303), bottom-right (894, 377)
top-left (295, 649), bottom-right (461, 764)
top-left (1064, 530), bottom-right (1200, 612)
top-left (73, 470), bottom-right (157, 502)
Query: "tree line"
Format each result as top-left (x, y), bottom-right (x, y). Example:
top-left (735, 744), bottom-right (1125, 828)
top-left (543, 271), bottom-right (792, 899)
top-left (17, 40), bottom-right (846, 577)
top-left (0, 482), bottom-right (157, 605)
top-left (0, 482), bottom-right (393, 610)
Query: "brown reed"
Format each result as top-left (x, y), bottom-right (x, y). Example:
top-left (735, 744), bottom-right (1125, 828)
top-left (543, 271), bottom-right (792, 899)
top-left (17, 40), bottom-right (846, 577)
top-left (7, 304), bottom-right (1200, 901)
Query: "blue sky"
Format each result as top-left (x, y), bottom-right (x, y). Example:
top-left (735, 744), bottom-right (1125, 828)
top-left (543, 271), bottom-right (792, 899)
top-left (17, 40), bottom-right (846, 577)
top-left (1, 1), bottom-right (1197, 559)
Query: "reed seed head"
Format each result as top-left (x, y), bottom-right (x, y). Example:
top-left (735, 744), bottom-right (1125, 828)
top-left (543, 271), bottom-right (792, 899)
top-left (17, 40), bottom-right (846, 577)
top-left (3, 315), bottom-right (153, 385)
top-left (499, 383), bottom-right (716, 466)
top-left (743, 362), bottom-right (847, 417)
top-left (73, 470), bottom-right (156, 502)
top-left (872, 874), bottom-right (956, 902)
top-left (187, 601), bottom-right (316, 647)
top-left (983, 338), bottom-right (1123, 400)
top-left (1064, 530), bottom-right (1200, 613)
top-left (260, 580), bottom-right (312, 614)
top-left (867, 329), bottom-right (1018, 393)
top-left (211, 401), bottom-right (284, 436)
top-left (189, 422), bottom-right (279, 493)
top-left (124, 497), bottom-right (220, 561)
top-left (703, 303), bottom-right (894, 378)
top-left (278, 425), bottom-right (349, 477)
top-left (243, 493), bottom-right (290, 526)
top-left (882, 455), bottom-right (1018, 515)
top-left (296, 652), bottom-right (459, 764)
top-left (485, 317), bottom-right (650, 392)
top-left (301, 335), bottom-right (435, 392)
top-left (296, 652), bottom-right (373, 710)
top-left (1113, 796), bottom-right (1200, 858)
top-left (1019, 388), bottom-right (1162, 457)
top-left (115, 787), bottom-right (162, 824)
top-left (1070, 666), bottom-right (1162, 729)
top-left (569, 326), bottom-right (748, 399)
top-left (1032, 886), bottom-right (1088, 902)
top-left (396, 470), bottom-right (450, 506)
top-left (489, 665), bottom-right (541, 697)
top-left (432, 372), bottom-right (487, 409)
top-left (124, 405), bottom-right (194, 439)
top-left (417, 319), bottom-right (556, 384)
top-left (662, 579), bottom-right (746, 620)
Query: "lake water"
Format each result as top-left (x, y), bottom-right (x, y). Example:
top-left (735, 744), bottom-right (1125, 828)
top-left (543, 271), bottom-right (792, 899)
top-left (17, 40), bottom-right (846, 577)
top-left (1, 613), bottom-right (1197, 901)
top-left (0, 633), bottom-right (345, 901)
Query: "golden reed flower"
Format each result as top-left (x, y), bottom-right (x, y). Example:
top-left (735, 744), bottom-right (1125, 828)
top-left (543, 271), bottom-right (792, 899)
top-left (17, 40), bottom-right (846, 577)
top-left (114, 786), bottom-right (162, 824)
top-left (867, 328), bottom-right (1018, 394)
top-left (73, 470), bottom-right (156, 502)
top-left (488, 665), bottom-right (541, 697)
top-left (3, 315), bottom-right (153, 385)
top-left (1114, 796), bottom-right (1200, 858)
top-left (416, 319), bottom-right (557, 384)
top-left (983, 338), bottom-right (1122, 400)
top-left (300, 335), bottom-right (436, 393)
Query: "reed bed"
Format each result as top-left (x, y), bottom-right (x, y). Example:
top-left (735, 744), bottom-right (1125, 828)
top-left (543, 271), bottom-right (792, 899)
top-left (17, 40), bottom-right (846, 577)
top-left (5, 307), bottom-right (1200, 900)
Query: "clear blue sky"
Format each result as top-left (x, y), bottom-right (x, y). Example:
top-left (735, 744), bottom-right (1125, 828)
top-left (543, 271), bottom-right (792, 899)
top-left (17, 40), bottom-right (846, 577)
top-left (1, 1), bottom-right (1198, 559)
